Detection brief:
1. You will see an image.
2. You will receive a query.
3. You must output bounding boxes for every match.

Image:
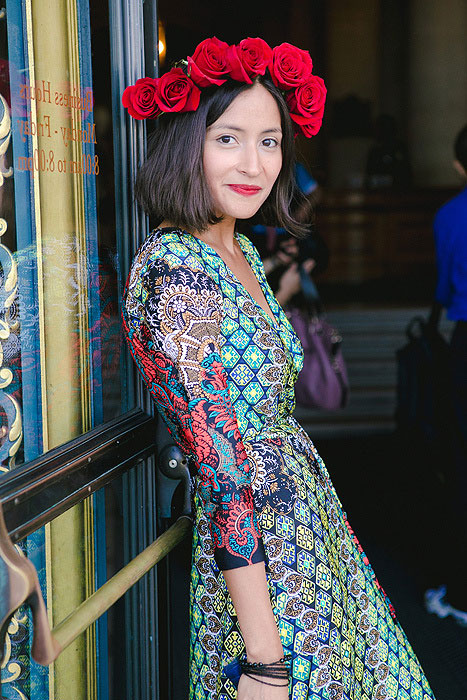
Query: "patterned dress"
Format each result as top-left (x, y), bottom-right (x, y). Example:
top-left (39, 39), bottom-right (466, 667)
top-left (122, 227), bottom-right (436, 700)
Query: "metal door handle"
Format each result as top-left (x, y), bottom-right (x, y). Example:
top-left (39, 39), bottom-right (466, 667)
top-left (157, 443), bottom-right (192, 518)
top-left (0, 496), bottom-right (191, 668)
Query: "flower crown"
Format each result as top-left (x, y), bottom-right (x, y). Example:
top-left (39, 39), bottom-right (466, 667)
top-left (122, 37), bottom-right (326, 138)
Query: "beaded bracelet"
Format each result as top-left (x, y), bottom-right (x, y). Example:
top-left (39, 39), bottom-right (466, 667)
top-left (240, 655), bottom-right (291, 687)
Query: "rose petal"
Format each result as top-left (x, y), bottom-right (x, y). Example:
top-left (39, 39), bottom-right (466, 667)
top-left (286, 74), bottom-right (326, 137)
top-left (291, 75), bottom-right (327, 117)
top-left (228, 38), bottom-right (272, 83)
top-left (188, 36), bottom-right (230, 87)
top-left (155, 67), bottom-right (201, 113)
top-left (183, 82), bottom-right (201, 111)
top-left (291, 108), bottom-right (325, 137)
top-left (122, 79), bottom-right (160, 119)
top-left (270, 43), bottom-right (313, 89)
top-left (227, 44), bottom-right (251, 83)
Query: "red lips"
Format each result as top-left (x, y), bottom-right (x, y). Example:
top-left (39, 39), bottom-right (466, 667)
top-left (227, 184), bottom-right (262, 196)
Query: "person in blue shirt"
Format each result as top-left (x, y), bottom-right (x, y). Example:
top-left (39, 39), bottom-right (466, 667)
top-left (426, 124), bottom-right (467, 624)
top-left (432, 133), bottom-right (467, 322)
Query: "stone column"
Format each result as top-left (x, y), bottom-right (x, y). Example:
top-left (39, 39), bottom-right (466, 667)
top-left (325, 0), bottom-right (381, 187)
top-left (409, 0), bottom-right (467, 185)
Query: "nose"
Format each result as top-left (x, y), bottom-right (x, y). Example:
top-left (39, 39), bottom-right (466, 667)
top-left (237, 142), bottom-right (261, 177)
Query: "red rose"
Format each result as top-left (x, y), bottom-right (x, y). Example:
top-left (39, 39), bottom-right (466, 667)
top-left (286, 75), bottom-right (327, 137)
top-left (295, 112), bottom-right (325, 138)
top-left (270, 43), bottom-right (313, 89)
top-left (187, 37), bottom-right (230, 87)
top-left (155, 67), bottom-right (201, 113)
top-left (122, 78), bottom-right (160, 120)
top-left (227, 37), bottom-right (273, 84)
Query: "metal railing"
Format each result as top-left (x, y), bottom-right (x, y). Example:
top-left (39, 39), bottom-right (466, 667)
top-left (0, 498), bottom-right (191, 668)
top-left (52, 516), bottom-right (191, 659)
top-left (0, 415), bottom-right (192, 672)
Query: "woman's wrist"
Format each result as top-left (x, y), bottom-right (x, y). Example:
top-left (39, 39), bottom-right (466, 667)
top-left (222, 561), bottom-right (284, 668)
top-left (240, 655), bottom-right (290, 687)
top-left (245, 639), bottom-right (284, 664)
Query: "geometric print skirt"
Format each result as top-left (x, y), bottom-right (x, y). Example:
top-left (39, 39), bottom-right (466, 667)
top-left (189, 417), bottom-right (436, 700)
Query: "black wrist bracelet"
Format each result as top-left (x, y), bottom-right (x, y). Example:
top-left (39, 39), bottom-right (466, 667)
top-left (243, 672), bottom-right (289, 687)
top-left (240, 654), bottom-right (291, 682)
top-left (243, 654), bottom-right (291, 666)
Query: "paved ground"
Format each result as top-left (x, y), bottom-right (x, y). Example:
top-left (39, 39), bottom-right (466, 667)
top-left (363, 539), bottom-right (467, 700)
top-left (315, 432), bottom-right (467, 700)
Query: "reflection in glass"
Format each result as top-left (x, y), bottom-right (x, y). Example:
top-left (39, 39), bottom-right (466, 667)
top-left (0, 0), bottom-right (130, 698)
top-left (0, 2), bottom-right (128, 482)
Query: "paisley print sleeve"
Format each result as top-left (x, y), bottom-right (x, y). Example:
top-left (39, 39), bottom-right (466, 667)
top-left (124, 257), bottom-right (266, 571)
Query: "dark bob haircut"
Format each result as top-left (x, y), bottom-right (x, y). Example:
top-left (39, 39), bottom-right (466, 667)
top-left (135, 76), bottom-right (309, 237)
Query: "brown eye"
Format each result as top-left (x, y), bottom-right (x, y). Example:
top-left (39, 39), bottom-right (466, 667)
top-left (217, 135), bottom-right (235, 144)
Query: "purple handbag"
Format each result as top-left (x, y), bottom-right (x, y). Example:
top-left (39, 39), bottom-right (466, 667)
top-left (287, 308), bottom-right (349, 410)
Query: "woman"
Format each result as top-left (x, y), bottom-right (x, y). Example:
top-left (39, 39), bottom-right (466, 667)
top-left (122, 37), bottom-right (435, 700)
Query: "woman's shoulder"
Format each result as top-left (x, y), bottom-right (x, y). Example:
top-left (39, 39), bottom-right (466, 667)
top-left (123, 230), bottom-right (224, 333)
top-left (133, 227), bottom-right (207, 272)
top-left (126, 227), bottom-right (221, 306)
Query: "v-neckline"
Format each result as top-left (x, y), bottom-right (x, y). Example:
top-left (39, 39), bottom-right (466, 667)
top-left (174, 228), bottom-right (279, 329)
top-left (153, 227), bottom-right (303, 374)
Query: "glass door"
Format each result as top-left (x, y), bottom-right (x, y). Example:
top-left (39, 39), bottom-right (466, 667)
top-left (0, 1), bottom-right (161, 698)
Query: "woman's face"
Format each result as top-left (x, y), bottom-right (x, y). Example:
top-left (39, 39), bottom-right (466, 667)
top-left (203, 83), bottom-right (283, 223)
